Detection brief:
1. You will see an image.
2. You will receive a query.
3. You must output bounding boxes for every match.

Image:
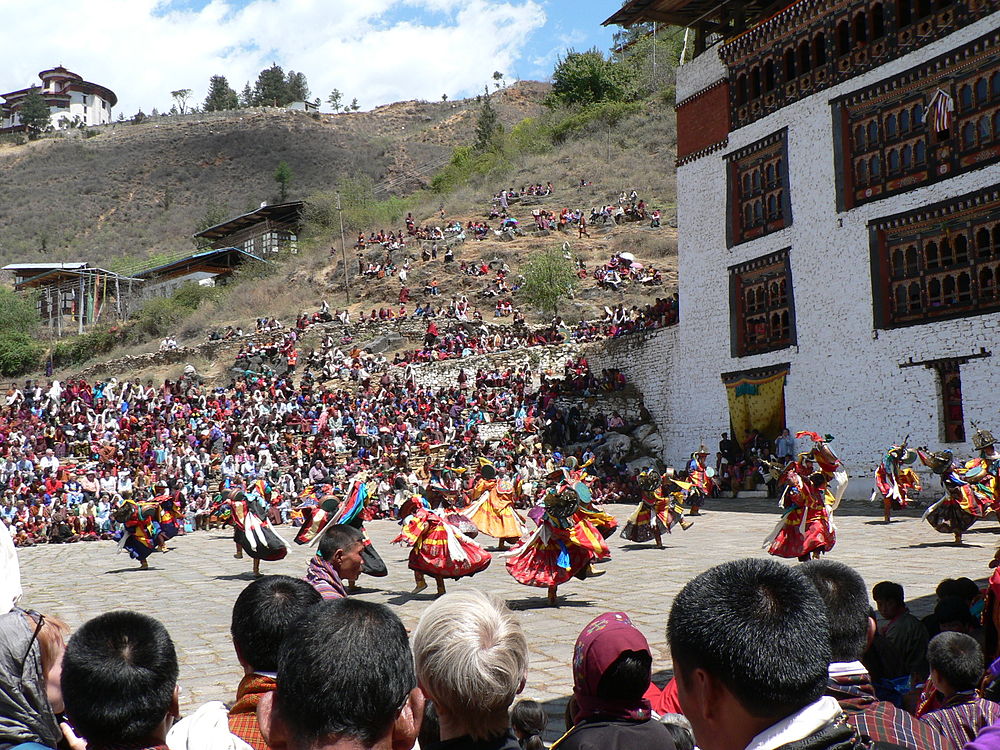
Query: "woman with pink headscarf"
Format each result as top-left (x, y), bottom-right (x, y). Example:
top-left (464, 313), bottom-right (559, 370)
top-left (553, 612), bottom-right (677, 749)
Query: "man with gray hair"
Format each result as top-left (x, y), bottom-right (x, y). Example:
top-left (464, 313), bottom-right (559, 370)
top-left (412, 589), bottom-right (528, 749)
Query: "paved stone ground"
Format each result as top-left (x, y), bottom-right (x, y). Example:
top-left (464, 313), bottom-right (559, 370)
top-left (17, 499), bottom-right (999, 739)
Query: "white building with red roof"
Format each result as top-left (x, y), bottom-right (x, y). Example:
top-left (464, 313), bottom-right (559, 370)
top-left (1, 66), bottom-right (117, 131)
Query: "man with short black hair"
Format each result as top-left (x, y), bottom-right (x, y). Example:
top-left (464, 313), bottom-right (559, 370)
top-left (228, 575), bottom-right (322, 750)
top-left (873, 581), bottom-right (930, 685)
top-left (668, 557), bottom-right (869, 750)
top-left (305, 525), bottom-right (364, 600)
top-left (801, 560), bottom-right (944, 750)
top-left (920, 632), bottom-right (1000, 748)
top-left (259, 598), bottom-right (423, 750)
top-left (62, 610), bottom-right (180, 750)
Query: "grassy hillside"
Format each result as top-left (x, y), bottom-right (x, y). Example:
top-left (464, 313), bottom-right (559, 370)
top-left (0, 81), bottom-right (547, 267)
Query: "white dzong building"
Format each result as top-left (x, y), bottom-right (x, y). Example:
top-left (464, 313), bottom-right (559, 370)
top-left (602, 0), bottom-right (1000, 496)
top-left (1, 66), bottom-right (117, 131)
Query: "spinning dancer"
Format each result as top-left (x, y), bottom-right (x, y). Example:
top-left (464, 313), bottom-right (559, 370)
top-left (228, 489), bottom-right (288, 576)
top-left (506, 486), bottom-right (608, 606)
top-left (965, 426), bottom-right (1000, 522)
top-left (113, 498), bottom-right (162, 570)
top-left (553, 456), bottom-right (618, 540)
top-left (871, 441), bottom-right (921, 523)
top-left (621, 469), bottom-right (693, 548)
top-left (295, 476), bottom-right (387, 586)
top-left (917, 448), bottom-right (982, 545)
top-left (763, 458), bottom-right (836, 562)
top-left (394, 479), bottom-right (491, 596)
top-left (796, 431), bottom-right (849, 511)
top-left (685, 446), bottom-right (715, 515)
top-left (466, 459), bottom-right (526, 550)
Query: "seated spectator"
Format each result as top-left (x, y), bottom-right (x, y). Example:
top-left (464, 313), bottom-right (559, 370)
top-left (874, 580), bottom-right (930, 687)
top-left (658, 714), bottom-right (695, 750)
top-left (412, 590), bottom-right (527, 749)
top-left (556, 611), bottom-right (676, 749)
top-left (668, 558), bottom-right (869, 750)
top-left (62, 611), bottom-right (180, 750)
top-left (304, 524), bottom-right (364, 600)
top-left (510, 700), bottom-right (546, 750)
top-left (801, 560), bottom-right (943, 749)
top-left (225, 576), bottom-right (322, 750)
top-left (920, 632), bottom-right (1000, 748)
top-left (259, 598), bottom-right (422, 750)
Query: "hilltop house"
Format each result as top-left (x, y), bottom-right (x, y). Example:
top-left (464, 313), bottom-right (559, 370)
top-left (193, 201), bottom-right (304, 256)
top-left (603, 0), bottom-right (999, 488)
top-left (1, 66), bottom-right (117, 132)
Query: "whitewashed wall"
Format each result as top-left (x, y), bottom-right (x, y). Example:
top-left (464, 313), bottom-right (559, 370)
top-left (660, 14), bottom-right (1000, 498)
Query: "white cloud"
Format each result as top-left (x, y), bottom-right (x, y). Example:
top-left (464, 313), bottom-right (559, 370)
top-left (0, 0), bottom-right (546, 114)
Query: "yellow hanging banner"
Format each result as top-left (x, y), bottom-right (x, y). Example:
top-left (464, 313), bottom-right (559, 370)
top-left (724, 367), bottom-right (788, 447)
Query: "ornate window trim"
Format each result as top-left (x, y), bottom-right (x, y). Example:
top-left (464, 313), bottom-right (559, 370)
top-left (869, 184), bottom-right (1000, 329)
top-left (729, 248), bottom-right (798, 357)
top-left (726, 129), bottom-right (793, 247)
top-left (832, 28), bottom-right (1000, 210)
top-left (722, 0), bottom-right (995, 131)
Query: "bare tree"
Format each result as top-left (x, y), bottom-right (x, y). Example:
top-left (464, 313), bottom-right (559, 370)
top-left (171, 88), bottom-right (193, 114)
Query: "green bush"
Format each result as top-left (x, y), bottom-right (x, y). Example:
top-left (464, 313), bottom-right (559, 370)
top-left (130, 296), bottom-right (186, 340)
top-left (547, 48), bottom-right (635, 107)
top-left (0, 333), bottom-right (41, 375)
top-left (172, 281), bottom-right (220, 310)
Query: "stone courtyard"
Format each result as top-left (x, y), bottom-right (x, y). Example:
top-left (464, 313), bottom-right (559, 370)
top-left (17, 499), bottom-right (998, 738)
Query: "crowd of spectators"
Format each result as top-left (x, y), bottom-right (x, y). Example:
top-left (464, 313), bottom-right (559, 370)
top-left (6, 546), bottom-right (1000, 750)
top-left (0, 343), bottom-right (660, 548)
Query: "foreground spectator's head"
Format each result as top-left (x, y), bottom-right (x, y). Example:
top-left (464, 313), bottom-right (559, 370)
top-left (872, 581), bottom-right (906, 619)
top-left (800, 560), bottom-right (872, 663)
top-left (412, 590), bottom-right (527, 741)
top-left (0, 610), bottom-right (64, 748)
top-left (230, 575), bottom-right (321, 674)
top-left (61, 611), bottom-right (179, 747)
top-left (316, 525), bottom-right (364, 581)
top-left (510, 699), bottom-right (546, 750)
top-left (934, 596), bottom-right (979, 634)
top-left (261, 598), bottom-right (422, 750)
top-left (571, 611), bottom-right (653, 725)
top-left (660, 713), bottom-right (696, 750)
top-left (668, 558), bottom-right (831, 750)
top-left (928, 632), bottom-right (983, 696)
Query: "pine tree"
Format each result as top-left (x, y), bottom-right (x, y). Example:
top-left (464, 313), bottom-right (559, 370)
top-left (240, 82), bottom-right (253, 108)
top-left (253, 64), bottom-right (288, 106)
top-left (274, 161), bottom-right (293, 202)
top-left (286, 71), bottom-right (309, 102)
top-left (18, 88), bottom-right (51, 138)
top-left (327, 89), bottom-right (342, 112)
top-left (204, 75), bottom-right (240, 111)
top-left (473, 86), bottom-right (503, 151)
top-left (349, 98), bottom-right (360, 111)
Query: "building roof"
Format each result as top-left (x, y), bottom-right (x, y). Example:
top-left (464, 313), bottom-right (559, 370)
top-left (3, 262), bottom-right (89, 272)
top-left (603, 0), bottom-right (793, 31)
top-left (13, 266), bottom-right (141, 291)
top-left (192, 201), bottom-right (305, 241)
top-left (133, 247), bottom-right (267, 281)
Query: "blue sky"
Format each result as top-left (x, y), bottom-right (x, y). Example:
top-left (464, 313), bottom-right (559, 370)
top-left (0, 0), bottom-right (624, 114)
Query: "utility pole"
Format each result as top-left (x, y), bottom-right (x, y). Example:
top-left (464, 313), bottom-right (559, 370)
top-left (652, 22), bottom-right (657, 82)
top-left (337, 192), bottom-right (350, 305)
